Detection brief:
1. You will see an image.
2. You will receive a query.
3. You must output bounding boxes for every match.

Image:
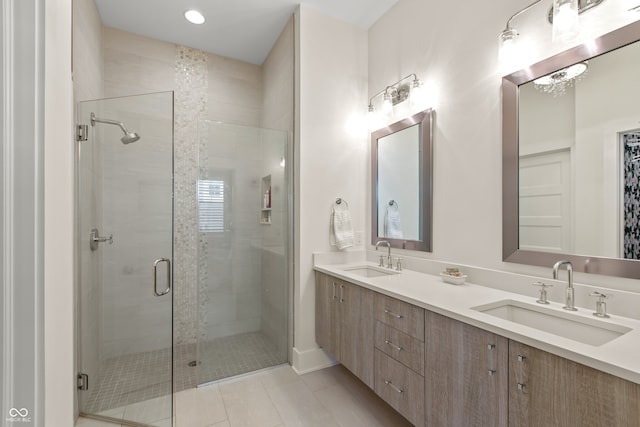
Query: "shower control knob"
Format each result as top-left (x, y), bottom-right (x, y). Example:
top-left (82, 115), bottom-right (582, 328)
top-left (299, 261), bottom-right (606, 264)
top-left (90, 228), bottom-right (113, 251)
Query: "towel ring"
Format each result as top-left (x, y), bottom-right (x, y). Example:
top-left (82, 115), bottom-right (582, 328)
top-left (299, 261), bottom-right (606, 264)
top-left (335, 198), bottom-right (349, 207)
top-left (388, 200), bottom-right (399, 208)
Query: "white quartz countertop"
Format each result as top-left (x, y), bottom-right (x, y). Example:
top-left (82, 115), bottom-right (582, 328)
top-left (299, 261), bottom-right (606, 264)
top-left (314, 261), bottom-right (640, 385)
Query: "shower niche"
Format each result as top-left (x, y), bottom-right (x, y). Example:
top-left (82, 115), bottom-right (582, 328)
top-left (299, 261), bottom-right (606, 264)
top-left (261, 174), bottom-right (272, 224)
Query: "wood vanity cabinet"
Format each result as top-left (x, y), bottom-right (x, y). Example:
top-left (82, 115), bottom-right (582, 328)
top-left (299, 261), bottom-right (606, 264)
top-left (315, 271), bottom-right (640, 427)
top-left (509, 341), bottom-right (640, 427)
top-left (315, 272), bottom-right (374, 388)
top-left (425, 311), bottom-right (509, 427)
top-left (373, 293), bottom-right (425, 427)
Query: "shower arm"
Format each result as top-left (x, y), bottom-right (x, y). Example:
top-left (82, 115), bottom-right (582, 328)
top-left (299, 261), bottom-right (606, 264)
top-left (90, 113), bottom-right (130, 134)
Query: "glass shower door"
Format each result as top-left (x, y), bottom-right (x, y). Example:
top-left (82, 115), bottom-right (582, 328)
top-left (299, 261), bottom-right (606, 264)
top-left (76, 92), bottom-right (174, 426)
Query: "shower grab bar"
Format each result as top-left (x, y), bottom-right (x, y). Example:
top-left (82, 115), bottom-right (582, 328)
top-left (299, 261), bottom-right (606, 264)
top-left (153, 258), bottom-right (171, 297)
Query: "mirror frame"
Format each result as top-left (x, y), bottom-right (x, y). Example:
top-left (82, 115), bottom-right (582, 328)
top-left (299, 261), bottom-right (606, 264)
top-left (502, 19), bottom-right (640, 278)
top-left (371, 109), bottom-right (433, 251)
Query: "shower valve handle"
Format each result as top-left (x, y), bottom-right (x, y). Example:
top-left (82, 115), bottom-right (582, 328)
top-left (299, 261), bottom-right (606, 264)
top-left (90, 228), bottom-right (113, 251)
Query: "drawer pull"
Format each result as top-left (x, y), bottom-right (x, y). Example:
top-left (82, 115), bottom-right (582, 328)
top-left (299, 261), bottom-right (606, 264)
top-left (384, 380), bottom-right (404, 394)
top-left (384, 340), bottom-right (404, 352)
top-left (488, 370), bottom-right (497, 376)
top-left (517, 383), bottom-right (527, 392)
top-left (384, 309), bottom-right (404, 319)
top-left (332, 282), bottom-right (337, 300)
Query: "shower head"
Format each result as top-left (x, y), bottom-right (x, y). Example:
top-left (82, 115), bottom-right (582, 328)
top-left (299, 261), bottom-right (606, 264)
top-left (90, 112), bottom-right (140, 144)
top-left (121, 132), bottom-right (141, 144)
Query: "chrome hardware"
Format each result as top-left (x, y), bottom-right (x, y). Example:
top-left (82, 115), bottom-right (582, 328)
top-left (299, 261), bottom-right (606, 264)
top-left (76, 124), bottom-right (88, 141)
top-left (384, 340), bottom-right (404, 352)
top-left (384, 309), bottom-right (403, 319)
top-left (517, 383), bottom-right (527, 391)
top-left (396, 257), bottom-right (403, 271)
top-left (332, 282), bottom-right (337, 300)
top-left (340, 284), bottom-right (345, 303)
top-left (553, 260), bottom-right (577, 311)
top-left (77, 373), bottom-right (89, 391)
top-left (517, 355), bottom-right (526, 362)
top-left (487, 344), bottom-right (497, 377)
top-left (379, 255), bottom-right (385, 267)
top-left (90, 228), bottom-right (113, 251)
top-left (590, 291), bottom-right (612, 318)
top-left (384, 380), bottom-right (404, 394)
top-left (532, 281), bottom-right (552, 304)
top-left (153, 258), bottom-right (171, 297)
top-left (375, 240), bottom-right (392, 269)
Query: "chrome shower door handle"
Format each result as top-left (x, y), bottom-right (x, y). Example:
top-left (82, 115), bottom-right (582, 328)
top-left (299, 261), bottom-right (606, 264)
top-left (153, 258), bottom-right (171, 297)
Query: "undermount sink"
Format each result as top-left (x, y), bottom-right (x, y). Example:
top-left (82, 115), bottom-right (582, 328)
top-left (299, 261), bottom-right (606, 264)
top-left (472, 299), bottom-right (632, 346)
top-left (341, 265), bottom-right (399, 278)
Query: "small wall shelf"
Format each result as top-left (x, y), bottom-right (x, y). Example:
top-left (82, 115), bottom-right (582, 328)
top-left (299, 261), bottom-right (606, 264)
top-left (261, 175), bottom-right (272, 224)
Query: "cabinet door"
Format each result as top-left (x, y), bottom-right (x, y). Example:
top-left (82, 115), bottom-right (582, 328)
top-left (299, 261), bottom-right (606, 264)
top-left (340, 283), bottom-right (374, 388)
top-left (315, 272), bottom-right (340, 358)
top-left (425, 311), bottom-right (508, 427)
top-left (509, 341), bottom-right (640, 427)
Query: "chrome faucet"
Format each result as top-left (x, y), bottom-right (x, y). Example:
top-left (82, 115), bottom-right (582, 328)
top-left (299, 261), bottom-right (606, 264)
top-left (552, 260), bottom-right (577, 311)
top-left (375, 240), bottom-right (392, 269)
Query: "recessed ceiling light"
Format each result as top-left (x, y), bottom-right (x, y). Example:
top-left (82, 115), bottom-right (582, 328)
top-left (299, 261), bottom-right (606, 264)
top-left (185, 9), bottom-right (205, 25)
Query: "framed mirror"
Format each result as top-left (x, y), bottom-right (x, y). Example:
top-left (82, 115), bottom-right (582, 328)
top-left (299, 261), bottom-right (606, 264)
top-left (371, 109), bottom-right (433, 251)
top-left (502, 19), bottom-right (640, 278)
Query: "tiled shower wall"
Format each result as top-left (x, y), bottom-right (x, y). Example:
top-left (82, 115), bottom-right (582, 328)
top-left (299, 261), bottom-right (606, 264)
top-left (102, 27), bottom-right (263, 350)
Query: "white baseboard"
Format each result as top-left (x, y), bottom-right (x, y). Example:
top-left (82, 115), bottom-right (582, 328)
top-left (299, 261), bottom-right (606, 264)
top-left (291, 346), bottom-right (337, 374)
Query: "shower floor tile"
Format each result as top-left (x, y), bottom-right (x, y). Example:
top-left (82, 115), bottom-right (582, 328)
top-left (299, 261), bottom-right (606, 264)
top-left (82, 331), bottom-right (285, 416)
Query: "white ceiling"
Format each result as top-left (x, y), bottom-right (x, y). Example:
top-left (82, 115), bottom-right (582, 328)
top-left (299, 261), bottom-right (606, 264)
top-left (94, 0), bottom-right (398, 65)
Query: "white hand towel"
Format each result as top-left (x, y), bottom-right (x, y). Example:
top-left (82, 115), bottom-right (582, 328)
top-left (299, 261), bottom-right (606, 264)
top-left (384, 207), bottom-right (403, 239)
top-left (330, 202), bottom-right (354, 250)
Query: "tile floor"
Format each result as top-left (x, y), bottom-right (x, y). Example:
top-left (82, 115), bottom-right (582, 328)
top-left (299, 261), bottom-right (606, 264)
top-left (76, 364), bottom-right (413, 427)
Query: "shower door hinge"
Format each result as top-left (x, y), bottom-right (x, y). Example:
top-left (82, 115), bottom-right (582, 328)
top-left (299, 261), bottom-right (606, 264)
top-left (77, 373), bottom-right (89, 391)
top-left (76, 124), bottom-right (88, 141)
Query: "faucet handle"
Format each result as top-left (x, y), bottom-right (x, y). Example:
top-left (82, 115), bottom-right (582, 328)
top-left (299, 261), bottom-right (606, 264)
top-left (532, 281), bottom-right (552, 304)
top-left (589, 291), bottom-right (612, 318)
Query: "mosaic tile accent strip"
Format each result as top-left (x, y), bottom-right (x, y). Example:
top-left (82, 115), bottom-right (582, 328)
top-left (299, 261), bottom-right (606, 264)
top-left (174, 45), bottom-right (208, 347)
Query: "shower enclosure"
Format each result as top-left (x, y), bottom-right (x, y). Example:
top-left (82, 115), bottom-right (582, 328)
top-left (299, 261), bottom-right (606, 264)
top-left (76, 92), bottom-right (174, 426)
top-left (76, 94), bottom-right (290, 425)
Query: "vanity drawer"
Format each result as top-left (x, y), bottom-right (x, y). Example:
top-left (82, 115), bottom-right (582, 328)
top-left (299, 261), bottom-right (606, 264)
top-left (374, 349), bottom-right (425, 427)
top-left (375, 321), bottom-right (424, 376)
top-left (374, 293), bottom-right (424, 340)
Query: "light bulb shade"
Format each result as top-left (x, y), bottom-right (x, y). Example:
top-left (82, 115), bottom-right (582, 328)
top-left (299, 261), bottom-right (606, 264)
top-left (553, 0), bottom-right (579, 43)
top-left (498, 28), bottom-right (519, 72)
top-left (382, 92), bottom-right (393, 114)
top-left (410, 80), bottom-right (425, 107)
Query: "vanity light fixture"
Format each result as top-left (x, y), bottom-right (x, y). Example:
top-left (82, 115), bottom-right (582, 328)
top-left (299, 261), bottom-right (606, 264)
top-left (533, 61), bottom-right (588, 96)
top-left (185, 9), bottom-right (205, 25)
top-left (498, 0), bottom-right (607, 67)
top-left (368, 74), bottom-right (423, 127)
